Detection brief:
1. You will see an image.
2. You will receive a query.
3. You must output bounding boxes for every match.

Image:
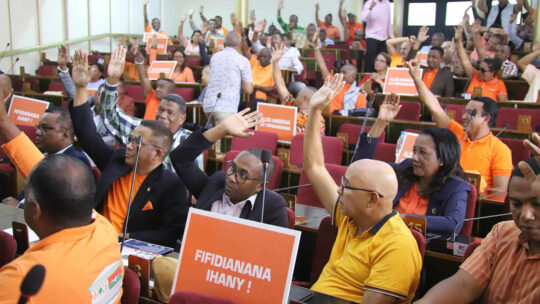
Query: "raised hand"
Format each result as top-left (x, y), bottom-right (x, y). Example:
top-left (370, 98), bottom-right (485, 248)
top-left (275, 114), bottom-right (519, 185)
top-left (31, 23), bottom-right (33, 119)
top-left (417, 26), bottom-right (430, 43)
top-left (377, 93), bottom-right (402, 122)
top-left (518, 133), bottom-right (540, 198)
top-left (143, 0), bottom-right (149, 6)
top-left (254, 20), bottom-right (265, 33)
top-left (57, 45), bottom-right (69, 70)
top-left (180, 15), bottom-right (186, 23)
top-left (309, 74), bottom-right (346, 111)
top-left (454, 25), bottom-right (464, 42)
top-left (199, 5), bottom-right (204, 14)
top-left (471, 19), bottom-right (481, 34)
top-left (188, 8), bottom-right (194, 16)
top-left (405, 59), bottom-right (421, 80)
top-left (340, 0), bottom-right (345, 5)
top-left (249, 10), bottom-right (256, 25)
top-left (315, 3), bottom-right (320, 11)
top-left (219, 108), bottom-right (261, 138)
top-left (71, 49), bottom-right (89, 88)
top-left (272, 43), bottom-right (287, 63)
top-left (278, 0), bottom-right (284, 10)
top-left (107, 45), bottom-right (127, 83)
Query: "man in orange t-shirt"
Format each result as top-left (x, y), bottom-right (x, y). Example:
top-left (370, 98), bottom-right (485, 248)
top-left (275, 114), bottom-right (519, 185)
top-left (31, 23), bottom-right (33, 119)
top-left (143, 0), bottom-right (172, 45)
top-left (247, 49), bottom-right (274, 103)
top-left (338, 0), bottom-right (363, 44)
top-left (315, 4), bottom-right (341, 41)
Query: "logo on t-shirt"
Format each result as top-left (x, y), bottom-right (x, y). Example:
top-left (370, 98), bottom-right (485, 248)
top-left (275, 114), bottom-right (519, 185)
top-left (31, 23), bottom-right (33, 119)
top-left (88, 260), bottom-right (123, 304)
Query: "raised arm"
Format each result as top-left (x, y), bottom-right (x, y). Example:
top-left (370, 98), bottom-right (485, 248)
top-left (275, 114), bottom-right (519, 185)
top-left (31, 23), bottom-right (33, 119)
top-left (338, 0), bottom-right (346, 26)
top-left (406, 26), bottom-right (429, 61)
top-left (304, 74), bottom-right (345, 214)
top-left (455, 25), bottom-right (474, 78)
top-left (199, 5), bottom-right (208, 24)
top-left (471, 20), bottom-right (487, 62)
top-left (143, 0), bottom-right (149, 28)
top-left (386, 37), bottom-right (410, 57)
top-left (133, 47), bottom-right (152, 97)
top-left (315, 3), bottom-right (322, 25)
top-left (407, 59), bottom-right (451, 128)
top-left (271, 44), bottom-right (290, 102)
top-left (314, 47), bottom-right (330, 80)
top-left (178, 15), bottom-right (187, 45)
top-left (56, 45), bottom-right (76, 100)
top-left (517, 43), bottom-right (540, 71)
top-left (476, 0), bottom-right (489, 14)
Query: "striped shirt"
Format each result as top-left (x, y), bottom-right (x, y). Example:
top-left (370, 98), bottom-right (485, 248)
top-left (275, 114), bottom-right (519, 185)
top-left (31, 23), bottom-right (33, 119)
top-left (460, 221), bottom-right (540, 303)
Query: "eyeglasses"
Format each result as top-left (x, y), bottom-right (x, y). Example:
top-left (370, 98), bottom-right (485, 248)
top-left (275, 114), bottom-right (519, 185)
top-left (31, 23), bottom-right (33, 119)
top-left (225, 160), bottom-right (262, 184)
top-left (463, 109), bottom-right (488, 117)
top-left (35, 124), bottom-right (66, 133)
top-left (127, 135), bottom-right (162, 151)
top-left (339, 176), bottom-right (384, 198)
top-left (479, 67), bottom-right (491, 73)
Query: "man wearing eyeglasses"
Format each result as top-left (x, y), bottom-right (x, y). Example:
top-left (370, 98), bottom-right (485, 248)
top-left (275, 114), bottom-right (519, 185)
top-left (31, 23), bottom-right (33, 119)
top-left (67, 47), bottom-right (189, 247)
top-left (0, 106), bottom-right (91, 208)
top-left (407, 58), bottom-right (512, 195)
top-left (170, 108), bottom-right (289, 228)
top-left (303, 74), bottom-right (422, 303)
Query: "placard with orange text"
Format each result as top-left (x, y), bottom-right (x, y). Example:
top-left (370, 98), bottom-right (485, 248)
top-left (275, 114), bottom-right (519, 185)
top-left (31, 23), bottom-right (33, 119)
top-left (383, 68), bottom-right (423, 96)
top-left (145, 36), bottom-right (169, 54)
top-left (7, 95), bottom-right (50, 127)
top-left (147, 61), bottom-right (177, 80)
top-left (256, 103), bottom-right (297, 144)
top-left (171, 209), bottom-right (301, 304)
top-left (143, 32), bottom-right (167, 42)
top-left (395, 131), bottom-right (419, 163)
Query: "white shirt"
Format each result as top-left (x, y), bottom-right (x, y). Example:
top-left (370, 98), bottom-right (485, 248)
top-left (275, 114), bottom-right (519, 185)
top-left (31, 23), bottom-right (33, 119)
top-left (486, 4), bottom-right (523, 47)
top-left (87, 79), bottom-right (105, 90)
top-left (211, 193), bottom-right (257, 218)
top-left (521, 64), bottom-right (540, 103)
top-left (252, 41), bottom-right (304, 74)
top-left (203, 47), bottom-right (252, 113)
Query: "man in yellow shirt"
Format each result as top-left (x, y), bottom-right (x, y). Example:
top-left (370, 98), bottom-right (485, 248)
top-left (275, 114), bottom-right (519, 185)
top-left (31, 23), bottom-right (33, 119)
top-left (303, 74), bottom-right (422, 303)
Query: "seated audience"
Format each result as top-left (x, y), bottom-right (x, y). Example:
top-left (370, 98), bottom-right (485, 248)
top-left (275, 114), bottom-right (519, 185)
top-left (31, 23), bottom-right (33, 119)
top-left (484, 0), bottom-right (523, 47)
top-left (386, 35), bottom-right (413, 67)
top-left (470, 21), bottom-right (504, 63)
top-left (253, 29), bottom-right (304, 75)
top-left (407, 58), bottom-right (512, 194)
top-left (178, 14), bottom-right (204, 56)
top-left (316, 28), bottom-right (335, 47)
top-left (304, 74), bottom-right (422, 303)
top-left (70, 47), bottom-right (189, 247)
top-left (277, 0), bottom-right (305, 34)
top-left (315, 4), bottom-right (340, 41)
top-left (116, 78), bottom-right (136, 116)
top-left (421, 46), bottom-right (454, 97)
top-left (418, 31), bottom-right (446, 54)
top-left (455, 25), bottom-right (508, 102)
top-left (199, 6), bottom-right (228, 36)
top-left (441, 40), bottom-right (466, 77)
top-left (171, 49), bottom-right (195, 83)
top-left (495, 43), bottom-right (519, 79)
top-left (517, 43), bottom-right (540, 103)
top-left (416, 133), bottom-right (540, 304)
top-left (339, 0), bottom-right (363, 46)
top-left (314, 48), bottom-right (367, 114)
top-left (272, 44), bottom-right (324, 134)
top-left (353, 94), bottom-right (470, 235)
top-left (143, 0), bottom-right (172, 45)
top-left (239, 29), bottom-right (274, 105)
top-left (359, 52), bottom-right (390, 98)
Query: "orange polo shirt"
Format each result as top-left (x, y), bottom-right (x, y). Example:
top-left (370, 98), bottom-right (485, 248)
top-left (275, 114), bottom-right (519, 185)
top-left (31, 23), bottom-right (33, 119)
top-left (422, 69), bottom-right (438, 90)
top-left (0, 212), bottom-right (123, 303)
top-left (144, 89), bottom-right (160, 120)
top-left (397, 183), bottom-right (429, 216)
top-left (448, 119), bottom-right (512, 191)
top-left (124, 62), bottom-right (140, 82)
top-left (390, 52), bottom-right (405, 68)
top-left (346, 22), bottom-right (364, 41)
top-left (144, 25), bottom-right (173, 45)
top-left (103, 171), bottom-right (147, 233)
top-left (329, 83), bottom-right (367, 113)
top-left (171, 67), bottom-right (195, 83)
top-left (466, 70), bottom-right (508, 101)
top-left (250, 56), bottom-right (274, 100)
top-left (318, 22), bottom-right (341, 40)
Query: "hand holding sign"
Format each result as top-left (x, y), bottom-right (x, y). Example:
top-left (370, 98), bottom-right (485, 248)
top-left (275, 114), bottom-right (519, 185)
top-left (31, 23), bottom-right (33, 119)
top-left (377, 93), bottom-right (402, 123)
top-left (219, 108), bottom-right (261, 138)
top-left (309, 74), bottom-right (345, 112)
top-left (107, 45), bottom-right (127, 85)
top-left (71, 49), bottom-right (90, 88)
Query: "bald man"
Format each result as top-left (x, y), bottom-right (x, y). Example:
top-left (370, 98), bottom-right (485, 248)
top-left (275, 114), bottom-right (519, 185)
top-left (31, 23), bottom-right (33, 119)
top-left (303, 74), bottom-right (422, 304)
top-left (0, 74), bottom-right (13, 110)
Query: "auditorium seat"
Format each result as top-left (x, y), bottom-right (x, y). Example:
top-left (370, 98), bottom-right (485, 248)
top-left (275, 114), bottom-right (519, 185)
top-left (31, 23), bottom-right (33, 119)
top-left (222, 150), bottom-right (283, 190)
top-left (0, 230), bottom-right (16, 268)
top-left (121, 266), bottom-right (140, 304)
top-left (292, 61), bottom-right (308, 84)
top-left (289, 134), bottom-right (343, 168)
top-left (495, 108), bottom-right (540, 130)
top-left (17, 124), bottom-right (37, 144)
top-left (174, 87), bottom-right (194, 102)
top-left (409, 228), bottom-right (426, 258)
top-left (88, 55), bottom-right (104, 64)
top-left (287, 207), bottom-right (295, 229)
top-left (124, 85), bottom-right (145, 102)
top-left (230, 130), bottom-right (278, 155)
top-left (37, 65), bottom-right (57, 77)
top-left (48, 81), bottom-right (64, 92)
top-left (337, 123), bottom-right (385, 150)
top-left (13, 78), bottom-right (40, 93)
top-left (500, 137), bottom-right (531, 166)
top-left (308, 52), bottom-right (336, 71)
top-left (297, 164), bottom-right (347, 208)
top-left (460, 183), bottom-right (478, 236)
top-left (395, 100), bottom-right (421, 122)
top-left (373, 142), bottom-right (396, 163)
top-left (169, 291), bottom-right (241, 304)
top-left (186, 57), bottom-right (201, 67)
top-left (442, 103), bottom-right (465, 124)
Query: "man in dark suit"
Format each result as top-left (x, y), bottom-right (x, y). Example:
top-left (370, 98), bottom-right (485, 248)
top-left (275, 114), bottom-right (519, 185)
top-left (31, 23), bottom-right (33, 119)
top-left (69, 46), bottom-right (189, 247)
top-left (422, 46), bottom-right (454, 97)
top-left (170, 109), bottom-right (289, 228)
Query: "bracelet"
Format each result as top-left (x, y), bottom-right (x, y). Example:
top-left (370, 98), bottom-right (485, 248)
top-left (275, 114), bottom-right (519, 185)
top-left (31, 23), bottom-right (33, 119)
top-left (135, 60), bottom-right (145, 65)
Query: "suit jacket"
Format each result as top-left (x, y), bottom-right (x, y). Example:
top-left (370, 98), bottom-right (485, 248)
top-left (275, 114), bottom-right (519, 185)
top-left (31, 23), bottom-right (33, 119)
top-left (353, 133), bottom-right (469, 234)
top-left (69, 101), bottom-right (189, 247)
top-left (61, 145), bottom-right (91, 168)
top-left (170, 130), bottom-right (289, 228)
top-left (429, 68), bottom-right (454, 97)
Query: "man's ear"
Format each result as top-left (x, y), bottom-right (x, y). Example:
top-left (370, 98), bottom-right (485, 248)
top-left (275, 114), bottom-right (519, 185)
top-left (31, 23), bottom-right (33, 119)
top-left (178, 112), bottom-right (187, 126)
top-left (27, 200), bottom-right (42, 223)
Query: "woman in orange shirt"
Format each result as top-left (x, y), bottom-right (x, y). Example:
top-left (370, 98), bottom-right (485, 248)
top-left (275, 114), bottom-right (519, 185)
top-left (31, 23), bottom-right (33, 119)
top-left (358, 52), bottom-right (390, 98)
top-left (171, 49), bottom-right (195, 83)
top-left (353, 94), bottom-right (471, 235)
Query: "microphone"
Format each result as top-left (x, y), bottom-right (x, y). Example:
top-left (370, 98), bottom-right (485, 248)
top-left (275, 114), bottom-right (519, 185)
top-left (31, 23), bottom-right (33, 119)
top-left (120, 135), bottom-right (143, 252)
top-left (260, 150), bottom-right (272, 223)
top-left (274, 184), bottom-right (312, 192)
top-left (7, 57), bottom-right (20, 74)
top-left (350, 93), bottom-right (377, 163)
top-left (452, 212), bottom-right (512, 242)
top-left (18, 264), bottom-right (46, 304)
top-left (205, 92), bottom-right (222, 129)
top-left (0, 42), bottom-right (10, 63)
top-left (495, 124), bottom-right (509, 137)
top-left (460, 109), bottom-right (477, 147)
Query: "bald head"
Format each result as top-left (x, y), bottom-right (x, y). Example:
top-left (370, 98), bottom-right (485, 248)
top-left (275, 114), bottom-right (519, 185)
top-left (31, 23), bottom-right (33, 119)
top-left (224, 32), bottom-right (241, 48)
top-left (0, 74), bottom-right (12, 99)
top-left (348, 159), bottom-right (398, 205)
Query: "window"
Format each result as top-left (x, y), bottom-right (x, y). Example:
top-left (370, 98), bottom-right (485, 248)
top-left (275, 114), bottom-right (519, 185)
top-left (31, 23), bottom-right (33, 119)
top-left (407, 3), bottom-right (436, 26)
top-left (446, 2), bottom-right (473, 26)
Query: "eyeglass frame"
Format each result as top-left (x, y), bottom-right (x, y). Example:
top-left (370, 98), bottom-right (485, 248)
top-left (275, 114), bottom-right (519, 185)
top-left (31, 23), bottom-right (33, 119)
top-left (127, 135), bottom-right (163, 151)
top-left (462, 108), bottom-right (489, 117)
top-left (35, 123), bottom-right (67, 133)
top-left (225, 160), bottom-right (263, 184)
top-left (339, 176), bottom-right (384, 198)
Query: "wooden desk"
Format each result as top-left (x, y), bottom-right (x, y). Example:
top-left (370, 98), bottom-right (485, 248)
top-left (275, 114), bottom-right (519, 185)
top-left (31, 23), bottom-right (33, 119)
top-left (294, 204), bottom-right (329, 233)
top-left (0, 204), bottom-right (25, 230)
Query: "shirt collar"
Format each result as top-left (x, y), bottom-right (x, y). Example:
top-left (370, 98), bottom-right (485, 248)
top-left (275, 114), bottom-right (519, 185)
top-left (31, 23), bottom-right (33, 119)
top-left (222, 193), bottom-right (258, 211)
top-left (43, 144), bottom-right (73, 157)
top-left (368, 210), bottom-right (397, 234)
